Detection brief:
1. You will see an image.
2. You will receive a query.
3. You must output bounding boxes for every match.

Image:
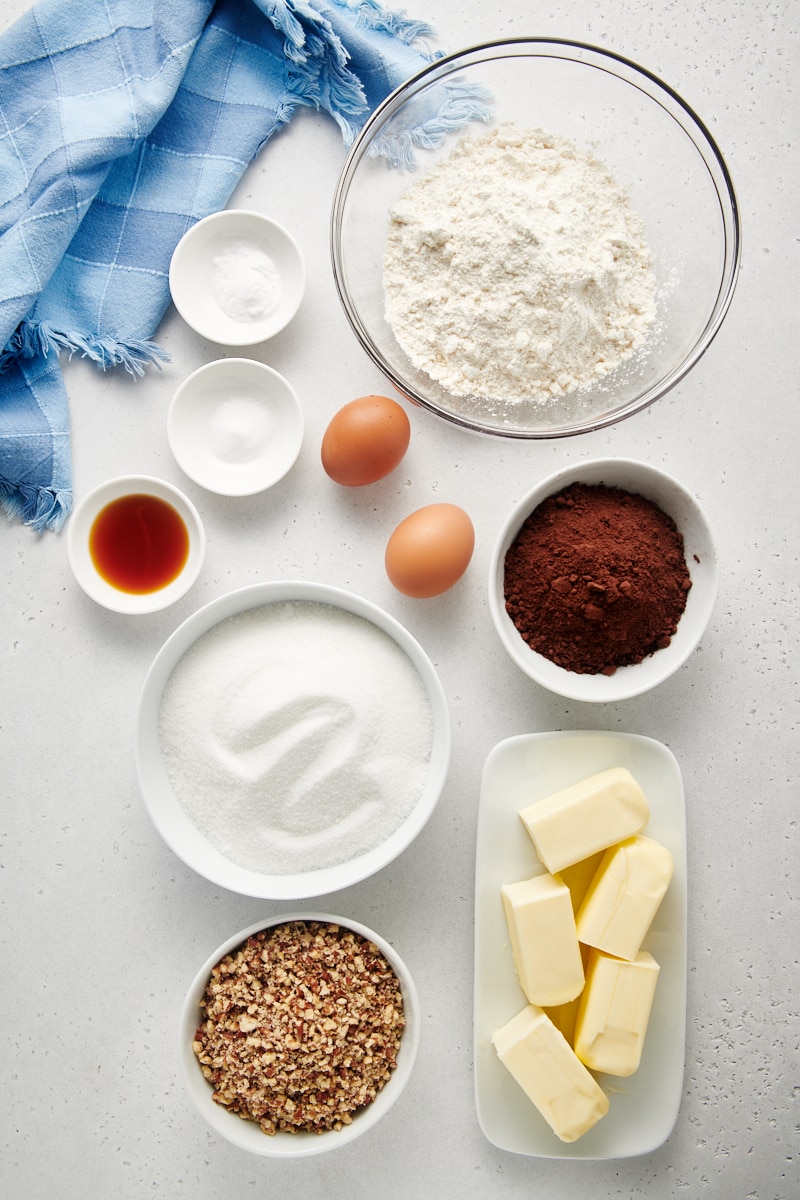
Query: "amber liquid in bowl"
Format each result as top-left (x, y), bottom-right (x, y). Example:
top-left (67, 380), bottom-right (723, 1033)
top-left (89, 494), bottom-right (189, 594)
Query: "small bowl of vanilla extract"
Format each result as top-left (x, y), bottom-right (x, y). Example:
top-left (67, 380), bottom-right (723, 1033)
top-left (67, 476), bottom-right (205, 613)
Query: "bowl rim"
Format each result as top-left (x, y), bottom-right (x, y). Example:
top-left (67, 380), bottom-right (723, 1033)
top-left (167, 357), bottom-right (304, 496)
top-left (178, 911), bottom-right (421, 1157)
top-left (135, 580), bottom-right (451, 896)
top-left (66, 474), bottom-right (206, 614)
top-left (487, 457), bottom-right (720, 701)
top-left (330, 36), bottom-right (742, 440)
top-left (169, 208), bottom-right (306, 345)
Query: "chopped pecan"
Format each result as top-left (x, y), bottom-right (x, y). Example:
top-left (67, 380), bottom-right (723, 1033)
top-left (193, 921), bottom-right (405, 1136)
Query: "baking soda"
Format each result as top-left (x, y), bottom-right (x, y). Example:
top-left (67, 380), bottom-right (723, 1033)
top-left (212, 239), bottom-right (282, 322)
top-left (158, 602), bottom-right (434, 874)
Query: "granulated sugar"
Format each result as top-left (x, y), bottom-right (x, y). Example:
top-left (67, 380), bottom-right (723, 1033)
top-left (383, 122), bottom-right (656, 407)
top-left (157, 601), bottom-right (433, 875)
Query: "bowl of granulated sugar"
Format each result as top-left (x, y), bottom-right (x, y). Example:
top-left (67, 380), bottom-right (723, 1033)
top-left (331, 39), bottom-right (741, 438)
top-left (135, 581), bottom-right (450, 897)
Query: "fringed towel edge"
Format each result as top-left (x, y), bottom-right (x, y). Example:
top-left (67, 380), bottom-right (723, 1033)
top-left (366, 78), bottom-right (494, 168)
top-left (272, 0), bottom-right (442, 146)
top-left (0, 320), bottom-right (170, 377)
top-left (330, 0), bottom-right (437, 47)
top-left (0, 477), bottom-right (72, 533)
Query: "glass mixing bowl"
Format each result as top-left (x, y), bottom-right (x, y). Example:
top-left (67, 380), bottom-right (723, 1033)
top-left (330, 39), bottom-right (741, 439)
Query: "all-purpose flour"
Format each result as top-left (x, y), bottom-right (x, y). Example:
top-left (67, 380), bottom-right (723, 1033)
top-left (158, 602), bottom-right (433, 875)
top-left (383, 123), bottom-right (656, 406)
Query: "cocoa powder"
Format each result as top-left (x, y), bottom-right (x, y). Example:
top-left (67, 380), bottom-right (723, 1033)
top-left (503, 482), bottom-right (692, 676)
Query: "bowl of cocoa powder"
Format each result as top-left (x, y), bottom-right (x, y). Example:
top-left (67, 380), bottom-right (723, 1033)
top-left (179, 914), bottom-right (420, 1156)
top-left (488, 459), bottom-right (719, 701)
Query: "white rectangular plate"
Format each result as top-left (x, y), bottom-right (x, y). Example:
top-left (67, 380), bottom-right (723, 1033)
top-left (474, 730), bottom-right (687, 1159)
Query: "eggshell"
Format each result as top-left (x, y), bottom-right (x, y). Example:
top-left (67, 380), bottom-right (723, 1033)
top-left (385, 504), bottom-right (475, 598)
top-left (321, 395), bottom-right (411, 486)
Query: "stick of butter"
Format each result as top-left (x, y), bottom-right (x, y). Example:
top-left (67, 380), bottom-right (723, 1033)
top-left (574, 948), bottom-right (661, 1077)
top-left (519, 767), bottom-right (649, 874)
top-left (501, 874), bottom-right (585, 1007)
top-left (576, 835), bottom-right (674, 961)
top-left (492, 1004), bottom-right (609, 1143)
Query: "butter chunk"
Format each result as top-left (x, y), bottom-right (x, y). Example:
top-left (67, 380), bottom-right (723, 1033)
top-left (574, 948), bottom-right (661, 1077)
top-left (576, 835), bottom-right (674, 961)
top-left (519, 767), bottom-right (649, 874)
top-left (544, 944), bottom-right (591, 1047)
top-left (501, 874), bottom-right (584, 1007)
top-left (492, 1004), bottom-right (609, 1143)
top-left (559, 851), bottom-right (605, 912)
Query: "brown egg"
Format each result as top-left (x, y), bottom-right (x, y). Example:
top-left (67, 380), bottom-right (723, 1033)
top-left (321, 395), bottom-right (411, 486)
top-left (385, 503), bottom-right (475, 598)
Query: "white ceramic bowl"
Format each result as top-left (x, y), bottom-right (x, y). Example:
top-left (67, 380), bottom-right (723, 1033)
top-left (488, 459), bottom-right (719, 701)
top-left (66, 475), bottom-right (205, 614)
top-left (135, 581), bottom-right (450, 896)
top-left (179, 912), bottom-right (421, 1156)
top-left (169, 210), bottom-right (306, 345)
top-left (167, 358), bottom-right (303, 495)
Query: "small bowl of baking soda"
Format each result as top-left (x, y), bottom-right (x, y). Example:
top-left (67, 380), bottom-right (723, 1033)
top-left (169, 210), bottom-right (306, 345)
top-left (168, 359), bottom-right (303, 496)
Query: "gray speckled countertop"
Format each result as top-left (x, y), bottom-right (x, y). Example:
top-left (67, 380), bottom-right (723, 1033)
top-left (2, 1), bottom-right (797, 1197)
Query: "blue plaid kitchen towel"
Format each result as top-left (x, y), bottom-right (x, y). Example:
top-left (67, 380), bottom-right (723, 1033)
top-left (0, 0), bottom-right (486, 531)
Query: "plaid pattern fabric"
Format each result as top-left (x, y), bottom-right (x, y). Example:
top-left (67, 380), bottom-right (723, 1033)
top-left (0, 0), bottom-right (444, 531)
top-left (0, 351), bottom-right (71, 529)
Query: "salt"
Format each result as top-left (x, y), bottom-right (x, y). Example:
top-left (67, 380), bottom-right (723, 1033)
top-left (157, 602), bottom-right (434, 875)
top-left (208, 395), bottom-right (274, 465)
top-left (211, 239), bottom-right (282, 323)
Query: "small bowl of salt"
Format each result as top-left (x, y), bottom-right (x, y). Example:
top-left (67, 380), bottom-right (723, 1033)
top-left (169, 209), bottom-right (306, 345)
top-left (168, 358), bottom-right (303, 496)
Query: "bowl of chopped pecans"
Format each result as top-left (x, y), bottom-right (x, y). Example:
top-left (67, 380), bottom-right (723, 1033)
top-left (179, 913), bottom-right (421, 1156)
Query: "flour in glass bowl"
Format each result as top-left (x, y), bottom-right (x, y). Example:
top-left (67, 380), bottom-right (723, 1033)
top-left (383, 122), bottom-right (657, 407)
top-left (157, 602), bottom-right (434, 875)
